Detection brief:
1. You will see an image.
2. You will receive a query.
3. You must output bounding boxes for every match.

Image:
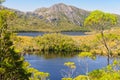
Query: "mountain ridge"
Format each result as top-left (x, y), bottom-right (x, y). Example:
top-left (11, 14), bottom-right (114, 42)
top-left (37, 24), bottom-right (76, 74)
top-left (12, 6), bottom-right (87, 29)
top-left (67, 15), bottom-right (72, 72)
top-left (33, 3), bottom-right (89, 26)
top-left (1, 3), bottom-right (120, 32)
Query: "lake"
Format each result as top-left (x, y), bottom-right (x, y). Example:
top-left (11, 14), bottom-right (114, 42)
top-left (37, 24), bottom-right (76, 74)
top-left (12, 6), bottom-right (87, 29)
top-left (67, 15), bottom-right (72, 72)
top-left (24, 52), bottom-right (116, 80)
top-left (17, 32), bottom-right (87, 36)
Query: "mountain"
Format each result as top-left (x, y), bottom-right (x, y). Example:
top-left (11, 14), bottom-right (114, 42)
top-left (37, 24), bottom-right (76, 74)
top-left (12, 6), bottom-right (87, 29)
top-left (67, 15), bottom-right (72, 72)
top-left (1, 3), bottom-right (120, 32)
top-left (3, 3), bottom-right (89, 32)
top-left (34, 3), bottom-right (89, 26)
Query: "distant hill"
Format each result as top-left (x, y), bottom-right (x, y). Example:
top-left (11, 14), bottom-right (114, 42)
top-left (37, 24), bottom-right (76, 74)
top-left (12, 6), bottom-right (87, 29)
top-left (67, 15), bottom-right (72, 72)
top-left (0, 3), bottom-right (120, 32)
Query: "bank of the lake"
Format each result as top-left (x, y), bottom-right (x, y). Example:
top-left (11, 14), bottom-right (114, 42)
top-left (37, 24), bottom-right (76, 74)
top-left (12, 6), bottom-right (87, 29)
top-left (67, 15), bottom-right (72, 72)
top-left (14, 28), bottom-right (120, 56)
top-left (13, 28), bottom-right (120, 80)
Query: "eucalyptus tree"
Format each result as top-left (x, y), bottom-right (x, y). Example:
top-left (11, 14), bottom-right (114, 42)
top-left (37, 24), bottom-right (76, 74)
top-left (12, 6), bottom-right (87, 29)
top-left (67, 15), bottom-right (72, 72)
top-left (84, 10), bottom-right (117, 65)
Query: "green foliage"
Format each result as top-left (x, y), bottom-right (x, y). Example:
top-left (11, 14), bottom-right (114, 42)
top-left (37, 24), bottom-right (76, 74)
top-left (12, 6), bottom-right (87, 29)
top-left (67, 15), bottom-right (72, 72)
top-left (27, 67), bottom-right (49, 80)
top-left (0, 9), bottom-right (50, 80)
top-left (0, 9), bottom-right (16, 19)
top-left (89, 60), bottom-right (120, 80)
top-left (80, 44), bottom-right (91, 52)
top-left (89, 69), bottom-right (120, 80)
top-left (62, 78), bottom-right (73, 80)
top-left (35, 33), bottom-right (79, 52)
top-left (73, 75), bottom-right (88, 80)
top-left (93, 33), bottom-right (120, 55)
top-left (78, 52), bottom-right (96, 60)
top-left (70, 60), bottom-right (120, 80)
top-left (96, 33), bottom-right (120, 42)
top-left (0, 9), bottom-right (31, 80)
top-left (64, 62), bottom-right (76, 69)
top-left (78, 52), bottom-right (93, 58)
top-left (84, 10), bottom-right (117, 31)
top-left (84, 10), bottom-right (118, 65)
top-left (62, 62), bottom-right (76, 78)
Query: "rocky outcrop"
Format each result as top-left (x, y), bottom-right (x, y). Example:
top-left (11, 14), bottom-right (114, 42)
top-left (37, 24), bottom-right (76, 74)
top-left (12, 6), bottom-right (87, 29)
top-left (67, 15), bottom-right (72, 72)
top-left (33, 3), bottom-right (89, 26)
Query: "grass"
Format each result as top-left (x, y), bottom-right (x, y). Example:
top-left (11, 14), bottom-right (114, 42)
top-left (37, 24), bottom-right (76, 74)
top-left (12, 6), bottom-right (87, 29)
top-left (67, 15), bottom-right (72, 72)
top-left (13, 36), bottom-right (39, 52)
top-left (13, 27), bottom-right (120, 56)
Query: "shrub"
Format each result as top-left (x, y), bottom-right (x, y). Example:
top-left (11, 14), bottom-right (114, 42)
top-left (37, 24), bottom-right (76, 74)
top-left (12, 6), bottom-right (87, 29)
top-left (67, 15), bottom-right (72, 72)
top-left (35, 33), bottom-right (79, 52)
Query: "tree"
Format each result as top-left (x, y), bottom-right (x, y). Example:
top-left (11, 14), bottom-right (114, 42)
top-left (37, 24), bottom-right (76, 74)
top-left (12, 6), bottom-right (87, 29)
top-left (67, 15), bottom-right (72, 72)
top-left (84, 10), bottom-right (117, 65)
top-left (27, 67), bottom-right (49, 80)
top-left (61, 62), bottom-right (76, 78)
top-left (0, 9), bottom-right (31, 80)
top-left (94, 33), bottom-right (120, 55)
top-left (78, 52), bottom-right (94, 80)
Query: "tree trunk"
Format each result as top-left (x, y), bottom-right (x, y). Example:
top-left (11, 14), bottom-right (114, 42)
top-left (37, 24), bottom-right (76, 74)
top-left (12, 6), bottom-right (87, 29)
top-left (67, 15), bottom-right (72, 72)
top-left (100, 31), bottom-right (111, 65)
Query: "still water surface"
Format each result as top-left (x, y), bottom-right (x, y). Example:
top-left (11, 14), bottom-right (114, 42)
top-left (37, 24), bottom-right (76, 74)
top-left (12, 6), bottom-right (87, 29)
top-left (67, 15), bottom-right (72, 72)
top-left (18, 32), bottom-right (86, 36)
top-left (20, 32), bottom-right (117, 80)
top-left (24, 53), bottom-right (115, 80)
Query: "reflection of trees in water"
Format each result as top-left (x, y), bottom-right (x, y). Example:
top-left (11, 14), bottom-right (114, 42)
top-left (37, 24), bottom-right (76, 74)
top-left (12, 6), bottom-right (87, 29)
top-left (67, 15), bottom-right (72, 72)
top-left (34, 52), bottom-right (79, 59)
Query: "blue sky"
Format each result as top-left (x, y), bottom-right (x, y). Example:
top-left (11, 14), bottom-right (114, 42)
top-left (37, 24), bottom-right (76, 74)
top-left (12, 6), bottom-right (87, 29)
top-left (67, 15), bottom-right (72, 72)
top-left (3, 0), bottom-right (120, 14)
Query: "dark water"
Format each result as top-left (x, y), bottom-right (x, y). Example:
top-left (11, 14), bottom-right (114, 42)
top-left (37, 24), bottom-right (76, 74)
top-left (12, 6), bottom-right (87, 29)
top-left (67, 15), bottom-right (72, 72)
top-left (24, 53), bottom-right (116, 80)
top-left (18, 32), bottom-right (86, 36)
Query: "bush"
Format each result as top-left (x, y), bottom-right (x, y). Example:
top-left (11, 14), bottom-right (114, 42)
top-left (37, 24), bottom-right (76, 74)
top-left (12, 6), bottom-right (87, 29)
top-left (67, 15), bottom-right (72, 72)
top-left (35, 33), bottom-right (80, 52)
top-left (89, 70), bottom-right (120, 80)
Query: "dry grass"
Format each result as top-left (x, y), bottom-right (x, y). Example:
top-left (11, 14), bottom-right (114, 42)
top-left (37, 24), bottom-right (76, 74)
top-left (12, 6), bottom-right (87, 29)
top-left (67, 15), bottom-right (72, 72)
top-left (14, 27), bottom-right (120, 55)
top-left (14, 36), bottom-right (38, 52)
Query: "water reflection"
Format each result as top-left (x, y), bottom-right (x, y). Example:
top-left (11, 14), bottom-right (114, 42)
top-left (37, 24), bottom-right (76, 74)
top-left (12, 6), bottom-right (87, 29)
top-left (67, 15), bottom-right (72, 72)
top-left (24, 52), bottom-right (119, 80)
top-left (17, 32), bottom-right (86, 37)
top-left (29, 52), bottom-right (79, 59)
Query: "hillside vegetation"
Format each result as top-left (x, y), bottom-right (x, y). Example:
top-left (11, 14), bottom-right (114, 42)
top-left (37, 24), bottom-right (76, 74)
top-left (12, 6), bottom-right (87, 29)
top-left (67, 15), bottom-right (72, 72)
top-left (1, 3), bottom-right (120, 32)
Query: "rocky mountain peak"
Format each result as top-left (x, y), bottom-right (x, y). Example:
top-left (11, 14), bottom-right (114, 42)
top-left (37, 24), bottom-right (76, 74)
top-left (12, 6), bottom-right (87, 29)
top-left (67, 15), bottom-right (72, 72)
top-left (49, 3), bottom-right (81, 14)
top-left (33, 3), bottom-right (89, 26)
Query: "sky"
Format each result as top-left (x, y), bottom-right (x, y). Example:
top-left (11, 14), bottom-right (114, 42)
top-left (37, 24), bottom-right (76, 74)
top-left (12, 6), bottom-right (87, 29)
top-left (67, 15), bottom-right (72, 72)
top-left (2, 0), bottom-right (120, 15)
